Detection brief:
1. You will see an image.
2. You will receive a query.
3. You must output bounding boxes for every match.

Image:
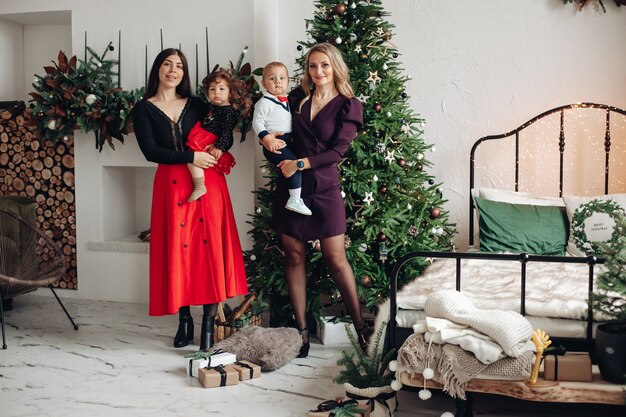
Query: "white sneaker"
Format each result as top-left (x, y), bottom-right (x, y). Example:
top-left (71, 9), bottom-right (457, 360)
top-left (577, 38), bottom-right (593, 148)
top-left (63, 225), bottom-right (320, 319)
top-left (285, 197), bottom-right (312, 215)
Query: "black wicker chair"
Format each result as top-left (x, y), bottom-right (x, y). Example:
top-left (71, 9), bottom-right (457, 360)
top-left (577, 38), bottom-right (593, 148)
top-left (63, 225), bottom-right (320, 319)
top-left (0, 207), bottom-right (78, 349)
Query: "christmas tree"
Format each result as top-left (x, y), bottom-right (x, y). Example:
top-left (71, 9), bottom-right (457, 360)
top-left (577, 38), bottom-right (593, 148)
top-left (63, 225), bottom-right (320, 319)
top-left (245, 0), bottom-right (455, 324)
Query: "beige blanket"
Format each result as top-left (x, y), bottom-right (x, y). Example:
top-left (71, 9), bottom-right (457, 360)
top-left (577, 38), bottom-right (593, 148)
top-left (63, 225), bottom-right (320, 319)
top-left (397, 334), bottom-right (533, 399)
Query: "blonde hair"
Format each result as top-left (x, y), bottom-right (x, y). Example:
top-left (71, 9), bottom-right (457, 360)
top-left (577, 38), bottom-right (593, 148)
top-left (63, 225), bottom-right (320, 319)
top-left (298, 43), bottom-right (354, 112)
top-left (263, 61), bottom-right (289, 79)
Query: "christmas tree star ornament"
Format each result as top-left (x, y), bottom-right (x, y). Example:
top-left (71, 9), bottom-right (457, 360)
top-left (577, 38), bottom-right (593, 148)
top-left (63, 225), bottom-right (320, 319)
top-left (385, 149), bottom-right (396, 164)
top-left (363, 191), bottom-right (374, 205)
top-left (354, 44), bottom-right (362, 53)
top-left (401, 124), bottom-right (411, 134)
top-left (366, 70), bottom-right (381, 85)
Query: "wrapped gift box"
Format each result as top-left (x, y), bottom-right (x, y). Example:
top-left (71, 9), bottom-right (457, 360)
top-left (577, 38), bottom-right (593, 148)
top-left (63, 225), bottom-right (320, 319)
top-left (231, 360), bottom-right (261, 381)
top-left (198, 365), bottom-right (239, 388)
top-left (307, 398), bottom-right (370, 417)
top-left (544, 352), bottom-right (592, 382)
top-left (186, 350), bottom-right (237, 377)
top-left (317, 316), bottom-right (357, 345)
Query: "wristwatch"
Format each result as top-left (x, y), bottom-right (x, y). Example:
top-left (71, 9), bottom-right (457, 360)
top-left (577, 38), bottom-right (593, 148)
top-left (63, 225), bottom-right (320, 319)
top-left (297, 159), bottom-right (305, 170)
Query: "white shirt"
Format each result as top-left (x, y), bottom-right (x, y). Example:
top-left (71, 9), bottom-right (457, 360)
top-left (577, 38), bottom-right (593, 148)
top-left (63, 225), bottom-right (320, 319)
top-left (252, 94), bottom-right (292, 139)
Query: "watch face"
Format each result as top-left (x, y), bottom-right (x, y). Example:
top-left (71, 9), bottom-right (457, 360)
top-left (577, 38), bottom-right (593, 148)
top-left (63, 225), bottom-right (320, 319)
top-left (297, 160), bottom-right (304, 169)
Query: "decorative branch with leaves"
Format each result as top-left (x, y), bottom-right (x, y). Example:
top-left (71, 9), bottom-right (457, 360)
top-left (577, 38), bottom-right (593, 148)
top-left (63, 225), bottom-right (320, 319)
top-left (27, 44), bottom-right (143, 151)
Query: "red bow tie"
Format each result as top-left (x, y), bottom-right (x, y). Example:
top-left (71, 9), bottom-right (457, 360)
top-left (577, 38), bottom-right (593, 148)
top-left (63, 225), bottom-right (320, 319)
top-left (277, 96), bottom-right (288, 103)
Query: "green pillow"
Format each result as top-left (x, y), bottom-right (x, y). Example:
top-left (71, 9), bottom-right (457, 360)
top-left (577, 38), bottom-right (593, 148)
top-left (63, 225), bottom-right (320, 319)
top-left (475, 197), bottom-right (568, 255)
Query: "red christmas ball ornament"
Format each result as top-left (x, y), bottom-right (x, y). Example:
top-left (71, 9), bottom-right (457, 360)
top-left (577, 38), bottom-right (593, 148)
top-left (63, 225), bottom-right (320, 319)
top-left (334, 3), bottom-right (347, 15)
top-left (361, 275), bottom-right (372, 287)
top-left (379, 184), bottom-right (387, 194)
top-left (377, 232), bottom-right (387, 242)
top-left (397, 158), bottom-right (406, 167)
top-left (374, 103), bottom-right (382, 112)
top-left (430, 207), bottom-right (441, 219)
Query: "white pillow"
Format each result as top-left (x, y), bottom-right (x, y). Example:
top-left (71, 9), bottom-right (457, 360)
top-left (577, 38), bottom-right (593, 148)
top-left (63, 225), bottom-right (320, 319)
top-left (563, 194), bottom-right (626, 257)
top-left (473, 187), bottom-right (565, 207)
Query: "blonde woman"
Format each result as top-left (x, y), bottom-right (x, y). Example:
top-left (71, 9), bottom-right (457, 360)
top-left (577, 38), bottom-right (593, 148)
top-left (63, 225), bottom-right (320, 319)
top-left (261, 43), bottom-right (370, 357)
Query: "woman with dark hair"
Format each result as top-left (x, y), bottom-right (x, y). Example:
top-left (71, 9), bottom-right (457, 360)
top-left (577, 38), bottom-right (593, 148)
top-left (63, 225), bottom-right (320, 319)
top-left (133, 48), bottom-right (247, 351)
top-left (261, 43), bottom-right (370, 357)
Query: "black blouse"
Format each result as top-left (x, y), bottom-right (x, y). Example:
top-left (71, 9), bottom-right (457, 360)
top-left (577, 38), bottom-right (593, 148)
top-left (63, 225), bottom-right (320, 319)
top-left (200, 105), bottom-right (239, 152)
top-left (133, 96), bottom-right (209, 165)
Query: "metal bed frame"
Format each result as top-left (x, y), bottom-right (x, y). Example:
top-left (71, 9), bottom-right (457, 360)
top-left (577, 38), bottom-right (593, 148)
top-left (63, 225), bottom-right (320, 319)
top-left (387, 103), bottom-right (625, 416)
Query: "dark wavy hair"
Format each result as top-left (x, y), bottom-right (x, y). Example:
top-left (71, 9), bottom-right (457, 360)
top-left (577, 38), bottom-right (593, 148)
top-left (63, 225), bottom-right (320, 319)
top-left (201, 68), bottom-right (253, 119)
top-left (144, 48), bottom-right (192, 99)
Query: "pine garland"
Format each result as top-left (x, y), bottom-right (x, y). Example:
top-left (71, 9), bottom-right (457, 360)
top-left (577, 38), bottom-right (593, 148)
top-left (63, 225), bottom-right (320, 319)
top-left (27, 45), bottom-right (143, 151)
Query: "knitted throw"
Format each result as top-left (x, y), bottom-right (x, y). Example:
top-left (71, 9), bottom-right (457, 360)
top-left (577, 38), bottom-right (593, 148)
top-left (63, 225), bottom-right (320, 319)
top-left (424, 290), bottom-right (533, 357)
top-left (398, 334), bottom-right (533, 399)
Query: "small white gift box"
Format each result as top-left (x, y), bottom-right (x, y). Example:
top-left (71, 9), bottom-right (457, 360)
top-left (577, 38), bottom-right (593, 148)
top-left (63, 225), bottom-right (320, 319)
top-left (317, 316), bottom-right (356, 345)
top-left (185, 350), bottom-right (237, 378)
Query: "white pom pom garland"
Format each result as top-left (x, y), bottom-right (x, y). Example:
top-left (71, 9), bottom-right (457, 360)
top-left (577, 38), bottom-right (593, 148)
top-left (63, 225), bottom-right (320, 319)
top-left (388, 360), bottom-right (398, 372)
top-left (418, 389), bottom-right (432, 400)
top-left (391, 379), bottom-right (403, 391)
top-left (423, 367), bottom-right (435, 380)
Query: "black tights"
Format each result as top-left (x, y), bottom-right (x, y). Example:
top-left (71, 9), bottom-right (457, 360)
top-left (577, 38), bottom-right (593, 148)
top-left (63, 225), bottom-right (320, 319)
top-left (178, 304), bottom-right (218, 317)
top-left (281, 233), bottom-right (365, 343)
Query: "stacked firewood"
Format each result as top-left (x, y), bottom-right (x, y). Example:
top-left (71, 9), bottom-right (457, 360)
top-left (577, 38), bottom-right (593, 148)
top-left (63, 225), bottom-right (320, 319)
top-left (0, 103), bottom-right (77, 289)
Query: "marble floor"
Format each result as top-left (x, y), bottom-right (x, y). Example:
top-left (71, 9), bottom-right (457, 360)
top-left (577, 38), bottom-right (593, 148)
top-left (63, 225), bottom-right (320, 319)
top-left (0, 294), bottom-right (623, 417)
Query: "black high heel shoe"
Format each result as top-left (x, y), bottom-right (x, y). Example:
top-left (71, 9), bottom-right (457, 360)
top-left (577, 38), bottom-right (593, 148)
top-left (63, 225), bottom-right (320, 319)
top-left (174, 315), bottom-right (194, 348)
top-left (297, 327), bottom-right (310, 358)
top-left (356, 324), bottom-right (373, 353)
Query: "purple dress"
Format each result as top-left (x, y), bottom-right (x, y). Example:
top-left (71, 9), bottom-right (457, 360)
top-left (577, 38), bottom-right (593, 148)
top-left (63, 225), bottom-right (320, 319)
top-left (271, 89), bottom-right (363, 241)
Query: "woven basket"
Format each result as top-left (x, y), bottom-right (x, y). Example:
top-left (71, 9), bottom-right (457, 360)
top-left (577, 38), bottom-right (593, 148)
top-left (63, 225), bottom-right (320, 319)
top-left (344, 382), bottom-right (397, 417)
top-left (213, 314), bottom-right (262, 343)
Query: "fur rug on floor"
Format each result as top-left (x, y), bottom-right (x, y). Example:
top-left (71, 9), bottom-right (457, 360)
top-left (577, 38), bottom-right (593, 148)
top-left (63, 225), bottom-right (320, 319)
top-left (212, 326), bottom-right (302, 371)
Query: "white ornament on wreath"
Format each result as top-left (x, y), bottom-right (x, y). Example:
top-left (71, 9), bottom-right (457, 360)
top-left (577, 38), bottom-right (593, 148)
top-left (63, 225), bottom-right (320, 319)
top-left (85, 94), bottom-right (97, 105)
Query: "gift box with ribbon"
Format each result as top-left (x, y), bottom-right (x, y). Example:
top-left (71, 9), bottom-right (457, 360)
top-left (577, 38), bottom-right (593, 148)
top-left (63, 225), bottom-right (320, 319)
top-left (184, 349), bottom-right (237, 378)
top-left (317, 316), bottom-right (357, 345)
top-left (231, 360), bottom-right (261, 381)
top-left (543, 349), bottom-right (592, 382)
top-left (307, 398), bottom-right (371, 417)
top-left (198, 364), bottom-right (239, 388)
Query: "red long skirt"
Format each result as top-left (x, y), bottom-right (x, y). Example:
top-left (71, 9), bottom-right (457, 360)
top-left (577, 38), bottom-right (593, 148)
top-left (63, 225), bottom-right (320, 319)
top-left (149, 129), bottom-right (247, 316)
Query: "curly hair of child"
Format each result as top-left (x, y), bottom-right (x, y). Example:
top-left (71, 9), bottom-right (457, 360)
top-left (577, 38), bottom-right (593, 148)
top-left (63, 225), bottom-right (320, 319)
top-left (201, 68), bottom-right (253, 120)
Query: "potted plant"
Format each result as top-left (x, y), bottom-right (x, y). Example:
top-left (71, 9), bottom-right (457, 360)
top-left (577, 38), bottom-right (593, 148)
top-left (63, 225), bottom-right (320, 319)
top-left (592, 213), bottom-right (626, 383)
top-left (334, 322), bottom-right (397, 417)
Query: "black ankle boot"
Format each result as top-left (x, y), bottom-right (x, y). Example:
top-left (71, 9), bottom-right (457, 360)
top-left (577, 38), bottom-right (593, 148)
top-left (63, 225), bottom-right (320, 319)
top-left (174, 315), bottom-right (194, 348)
top-left (199, 314), bottom-right (215, 351)
top-left (296, 327), bottom-right (310, 358)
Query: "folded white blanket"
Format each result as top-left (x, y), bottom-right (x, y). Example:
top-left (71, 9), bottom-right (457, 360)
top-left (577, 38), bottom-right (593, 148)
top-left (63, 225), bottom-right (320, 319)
top-left (413, 317), bottom-right (506, 364)
top-left (424, 290), bottom-right (534, 358)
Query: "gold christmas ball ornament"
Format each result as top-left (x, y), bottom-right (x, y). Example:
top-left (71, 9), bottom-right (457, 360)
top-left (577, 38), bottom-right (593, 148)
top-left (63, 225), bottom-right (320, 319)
top-left (382, 31), bottom-right (392, 41)
top-left (397, 158), bottom-right (406, 167)
top-left (374, 103), bottom-right (382, 112)
top-left (361, 275), bottom-right (372, 287)
top-left (334, 3), bottom-right (347, 14)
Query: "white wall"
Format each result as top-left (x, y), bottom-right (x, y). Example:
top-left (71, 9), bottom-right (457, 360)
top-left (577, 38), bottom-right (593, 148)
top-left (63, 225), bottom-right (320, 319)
top-left (1, 0), bottom-right (624, 302)
top-left (0, 19), bottom-right (24, 100)
top-left (23, 24), bottom-right (71, 103)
